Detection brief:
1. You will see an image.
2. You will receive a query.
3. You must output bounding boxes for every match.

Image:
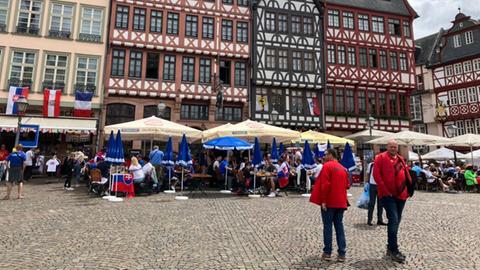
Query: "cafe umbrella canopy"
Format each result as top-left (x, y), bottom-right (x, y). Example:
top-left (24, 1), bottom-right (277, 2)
top-left (212, 119), bottom-right (300, 143)
top-left (293, 130), bottom-right (355, 146)
top-left (367, 130), bottom-right (453, 146)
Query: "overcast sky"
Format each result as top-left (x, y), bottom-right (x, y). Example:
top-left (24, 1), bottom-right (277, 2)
top-left (410, 0), bottom-right (480, 39)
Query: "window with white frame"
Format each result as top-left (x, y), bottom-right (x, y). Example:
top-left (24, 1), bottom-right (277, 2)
top-left (464, 61), bottom-right (472, 73)
top-left (454, 63), bottom-right (462, 75)
top-left (410, 95), bottom-right (422, 121)
top-left (473, 59), bottom-right (480, 71)
top-left (342, 12), bottom-right (354, 29)
top-left (458, 88), bottom-right (468, 104)
top-left (0, 0), bottom-right (10, 31)
top-left (265, 48), bottom-right (276, 69)
top-left (9, 51), bottom-right (36, 87)
top-left (327, 10), bottom-right (339, 27)
top-left (75, 56), bottom-right (98, 93)
top-left (445, 65), bottom-right (453, 76)
top-left (327, 44), bottom-right (336, 64)
top-left (358, 14), bottom-right (369, 31)
top-left (455, 121), bottom-right (465, 136)
top-left (465, 31), bottom-right (474, 45)
top-left (466, 120), bottom-right (475, 134)
top-left (80, 7), bottom-right (103, 42)
top-left (475, 119), bottom-right (480, 134)
top-left (372, 16), bottom-right (384, 33)
top-left (468, 87), bottom-right (478, 103)
top-left (453, 34), bottom-right (462, 48)
top-left (278, 49), bottom-right (288, 70)
top-left (49, 3), bottom-right (73, 38)
top-left (43, 54), bottom-right (67, 90)
top-left (17, 0), bottom-right (42, 34)
top-left (448, 90), bottom-right (458, 105)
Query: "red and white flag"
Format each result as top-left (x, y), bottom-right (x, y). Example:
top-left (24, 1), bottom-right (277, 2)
top-left (43, 89), bottom-right (61, 117)
top-left (307, 97), bottom-right (321, 116)
top-left (74, 91), bottom-right (93, 117)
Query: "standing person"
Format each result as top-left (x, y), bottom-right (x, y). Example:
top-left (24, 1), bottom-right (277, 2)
top-left (24, 147), bottom-right (35, 181)
top-left (63, 154), bottom-right (75, 191)
top-left (0, 144), bottom-right (10, 181)
top-left (3, 145), bottom-right (27, 200)
top-left (373, 140), bottom-right (412, 263)
top-left (310, 148), bottom-right (350, 262)
top-left (46, 154), bottom-right (60, 178)
top-left (366, 160), bottom-right (386, 226)
top-left (149, 146), bottom-right (164, 187)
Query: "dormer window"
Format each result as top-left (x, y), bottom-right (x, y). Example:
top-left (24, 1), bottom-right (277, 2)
top-left (453, 34), bottom-right (462, 48)
top-left (465, 31), bottom-right (474, 45)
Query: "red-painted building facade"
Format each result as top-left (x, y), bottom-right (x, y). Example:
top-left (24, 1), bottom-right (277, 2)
top-left (103, 0), bottom-right (251, 140)
top-left (322, 0), bottom-right (417, 134)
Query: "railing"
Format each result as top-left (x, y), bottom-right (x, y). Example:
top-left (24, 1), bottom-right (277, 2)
top-left (8, 78), bottom-right (32, 89)
top-left (48, 30), bottom-right (71, 39)
top-left (74, 83), bottom-right (96, 93)
top-left (42, 81), bottom-right (65, 91)
top-left (16, 26), bottom-right (40, 35)
top-left (78, 33), bottom-right (101, 43)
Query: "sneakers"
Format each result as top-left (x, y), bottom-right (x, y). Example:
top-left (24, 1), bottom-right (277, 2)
top-left (387, 249), bottom-right (406, 263)
top-left (337, 255), bottom-right (346, 262)
top-left (267, 192), bottom-right (276, 198)
top-left (321, 253), bottom-right (332, 261)
top-left (64, 187), bottom-right (74, 191)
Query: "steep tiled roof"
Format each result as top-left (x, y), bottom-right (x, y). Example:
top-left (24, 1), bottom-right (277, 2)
top-left (322, 0), bottom-right (416, 17)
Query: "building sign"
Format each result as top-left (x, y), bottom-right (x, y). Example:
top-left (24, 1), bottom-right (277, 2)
top-left (18, 124), bottom-right (40, 148)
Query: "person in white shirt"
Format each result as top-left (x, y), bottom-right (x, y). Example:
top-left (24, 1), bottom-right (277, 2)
top-left (142, 158), bottom-right (159, 190)
top-left (24, 148), bottom-right (35, 181)
top-left (46, 155), bottom-right (60, 177)
top-left (367, 161), bottom-right (386, 226)
top-left (129, 157), bottom-right (145, 184)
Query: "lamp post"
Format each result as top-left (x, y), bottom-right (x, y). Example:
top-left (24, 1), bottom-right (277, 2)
top-left (14, 95), bottom-right (29, 146)
top-left (446, 124), bottom-right (459, 164)
top-left (270, 109), bottom-right (279, 124)
top-left (157, 101), bottom-right (166, 119)
top-left (366, 115), bottom-right (375, 138)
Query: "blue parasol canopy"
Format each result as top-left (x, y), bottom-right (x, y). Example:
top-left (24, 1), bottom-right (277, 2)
top-left (203, 136), bottom-right (253, 150)
top-left (278, 142), bottom-right (284, 156)
top-left (314, 143), bottom-right (321, 158)
top-left (105, 130), bottom-right (115, 163)
top-left (252, 137), bottom-right (263, 168)
top-left (301, 140), bottom-right (316, 169)
top-left (114, 130), bottom-right (125, 164)
top-left (177, 134), bottom-right (192, 168)
top-left (162, 136), bottom-right (174, 166)
top-left (271, 138), bottom-right (279, 163)
top-left (341, 142), bottom-right (356, 171)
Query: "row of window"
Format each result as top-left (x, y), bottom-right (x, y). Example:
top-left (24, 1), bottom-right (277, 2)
top-left (327, 44), bottom-right (409, 71)
top-left (2, 49), bottom-right (98, 93)
top-left (111, 49), bottom-right (247, 86)
top-left (264, 12), bottom-right (314, 36)
top-left (115, 6), bottom-right (248, 43)
top-left (255, 88), bottom-right (318, 116)
top-left (447, 86), bottom-right (480, 106)
top-left (453, 31), bottom-right (474, 48)
top-left (264, 48), bottom-right (315, 72)
top-left (324, 88), bottom-right (408, 116)
top-left (0, 0), bottom-right (104, 42)
top-left (327, 9), bottom-right (411, 37)
top-left (454, 119), bottom-right (480, 136)
top-left (444, 58), bottom-right (480, 76)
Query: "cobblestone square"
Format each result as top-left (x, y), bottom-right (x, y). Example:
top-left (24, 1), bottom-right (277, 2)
top-left (1, 180), bottom-right (479, 270)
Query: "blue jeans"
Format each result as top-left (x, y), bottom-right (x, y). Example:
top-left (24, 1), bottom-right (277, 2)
top-left (321, 208), bottom-right (346, 256)
top-left (380, 196), bottom-right (406, 252)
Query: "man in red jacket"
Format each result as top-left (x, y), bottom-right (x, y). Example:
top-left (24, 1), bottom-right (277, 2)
top-left (373, 140), bottom-right (411, 263)
top-left (310, 148), bottom-right (350, 262)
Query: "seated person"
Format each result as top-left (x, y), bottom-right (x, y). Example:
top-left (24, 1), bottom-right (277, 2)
top-left (423, 165), bottom-right (448, 191)
top-left (142, 157), bottom-right (159, 190)
top-left (129, 157), bottom-right (145, 184)
top-left (464, 164), bottom-right (479, 192)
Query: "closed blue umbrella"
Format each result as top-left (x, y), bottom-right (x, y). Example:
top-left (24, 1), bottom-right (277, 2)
top-left (314, 143), bottom-right (321, 159)
top-left (162, 136), bottom-right (174, 166)
top-left (203, 136), bottom-right (253, 150)
top-left (252, 137), bottom-right (263, 168)
top-left (114, 130), bottom-right (125, 164)
top-left (327, 140), bottom-right (332, 150)
top-left (301, 140), bottom-right (316, 169)
top-left (271, 138), bottom-right (279, 163)
top-left (105, 130), bottom-right (115, 163)
top-left (341, 142), bottom-right (356, 171)
top-left (177, 134), bottom-right (192, 168)
top-left (278, 142), bottom-right (284, 156)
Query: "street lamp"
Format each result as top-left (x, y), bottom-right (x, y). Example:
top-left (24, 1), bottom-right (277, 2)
top-left (366, 115), bottom-right (375, 138)
top-left (446, 124), bottom-right (458, 138)
top-left (270, 109), bottom-right (279, 124)
top-left (14, 95), bottom-right (29, 146)
top-left (157, 101), bottom-right (166, 118)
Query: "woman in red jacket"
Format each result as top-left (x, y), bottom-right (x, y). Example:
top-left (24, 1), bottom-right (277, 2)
top-left (310, 148), bottom-right (350, 263)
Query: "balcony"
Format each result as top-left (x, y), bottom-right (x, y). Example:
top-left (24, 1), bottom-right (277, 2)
top-left (74, 83), bottom-right (96, 93)
top-left (8, 78), bottom-right (33, 89)
top-left (42, 81), bottom-right (65, 91)
top-left (78, 33), bottom-right (101, 43)
top-left (0, 23), bottom-right (6, 33)
top-left (16, 26), bottom-right (40, 35)
top-left (48, 30), bottom-right (71, 39)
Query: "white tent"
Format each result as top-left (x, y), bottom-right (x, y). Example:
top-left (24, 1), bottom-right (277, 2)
top-left (409, 151), bottom-right (419, 161)
top-left (422, 147), bottom-right (466, 160)
top-left (367, 130), bottom-right (453, 146)
top-left (448, 133), bottom-right (480, 163)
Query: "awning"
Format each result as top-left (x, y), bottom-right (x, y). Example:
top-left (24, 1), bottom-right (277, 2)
top-left (0, 115), bottom-right (97, 134)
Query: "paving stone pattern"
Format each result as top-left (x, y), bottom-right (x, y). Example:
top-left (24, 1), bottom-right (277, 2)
top-left (0, 179), bottom-right (479, 270)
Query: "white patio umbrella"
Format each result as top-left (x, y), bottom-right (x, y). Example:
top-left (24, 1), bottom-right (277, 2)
top-left (345, 129), bottom-right (393, 141)
top-left (367, 130), bottom-right (454, 146)
top-left (421, 147), bottom-right (466, 160)
top-left (214, 119), bottom-right (300, 143)
top-left (448, 133), bottom-right (480, 163)
top-left (409, 151), bottom-right (419, 161)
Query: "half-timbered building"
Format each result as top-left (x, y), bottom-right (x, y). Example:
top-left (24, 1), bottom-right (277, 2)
top-left (251, 0), bottom-right (324, 129)
top-left (416, 12), bottom-right (480, 137)
top-left (322, 0), bottom-right (417, 134)
top-left (104, 0), bottom-right (251, 145)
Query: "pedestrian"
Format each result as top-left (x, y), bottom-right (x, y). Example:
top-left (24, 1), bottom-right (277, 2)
top-left (310, 148), bottom-right (350, 262)
top-left (63, 153), bottom-right (75, 191)
top-left (24, 147), bottom-right (35, 181)
top-left (3, 144), bottom-right (27, 200)
top-left (366, 160), bottom-right (387, 226)
top-left (0, 144), bottom-right (10, 181)
top-left (373, 140), bottom-right (412, 263)
top-left (149, 146), bottom-right (164, 188)
top-left (46, 154), bottom-right (60, 178)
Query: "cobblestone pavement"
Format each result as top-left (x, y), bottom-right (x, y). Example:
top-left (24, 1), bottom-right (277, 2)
top-left (1, 179), bottom-right (479, 270)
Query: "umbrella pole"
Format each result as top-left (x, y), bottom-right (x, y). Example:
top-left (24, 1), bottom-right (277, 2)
top-left (471, 145), bottom-right (474, 165)
top-left (168, 166), bottom-right (171, 190)
top-left (181, 168), bottom-right (184, 192)
top-left (150, 139), bottom-right (153, 152)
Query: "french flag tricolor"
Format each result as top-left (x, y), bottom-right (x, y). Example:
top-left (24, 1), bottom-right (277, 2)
top-left (6, 86), bottom-right (29, 115)
top-left (74, 91), bottom-right (93, 117)
top-left (43, 89), bottom-right (61, 117)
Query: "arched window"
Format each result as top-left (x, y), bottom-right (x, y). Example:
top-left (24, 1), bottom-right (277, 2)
top-left (106, 103), bottom-right (135, 125)
top-left (143, 105), bottom-right (171, 120)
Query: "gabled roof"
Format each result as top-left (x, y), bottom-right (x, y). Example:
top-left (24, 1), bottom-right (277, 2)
top-left (415, 32), bottom-right (439, 65)
top-left (321, 0), bottom-right (417, 17)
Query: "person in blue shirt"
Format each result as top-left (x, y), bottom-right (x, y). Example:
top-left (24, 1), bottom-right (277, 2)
top-left (149, 146), bottom-right (164, 188)
top-left (411, 162), bottom-right (422, 177)
top-left (3, 144), bottom-right (27, 200)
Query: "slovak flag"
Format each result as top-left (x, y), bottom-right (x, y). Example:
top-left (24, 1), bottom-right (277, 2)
top-left (6, 86), bottom-right (29, 115)
top-left (74, 91), bottom-right (93, 117)
top-left (307, 97), bottom-right (321, 116)
top-left (43, 89), bottom-right (61, 117)
top-left (112, 173), bottom-right (135, 197)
